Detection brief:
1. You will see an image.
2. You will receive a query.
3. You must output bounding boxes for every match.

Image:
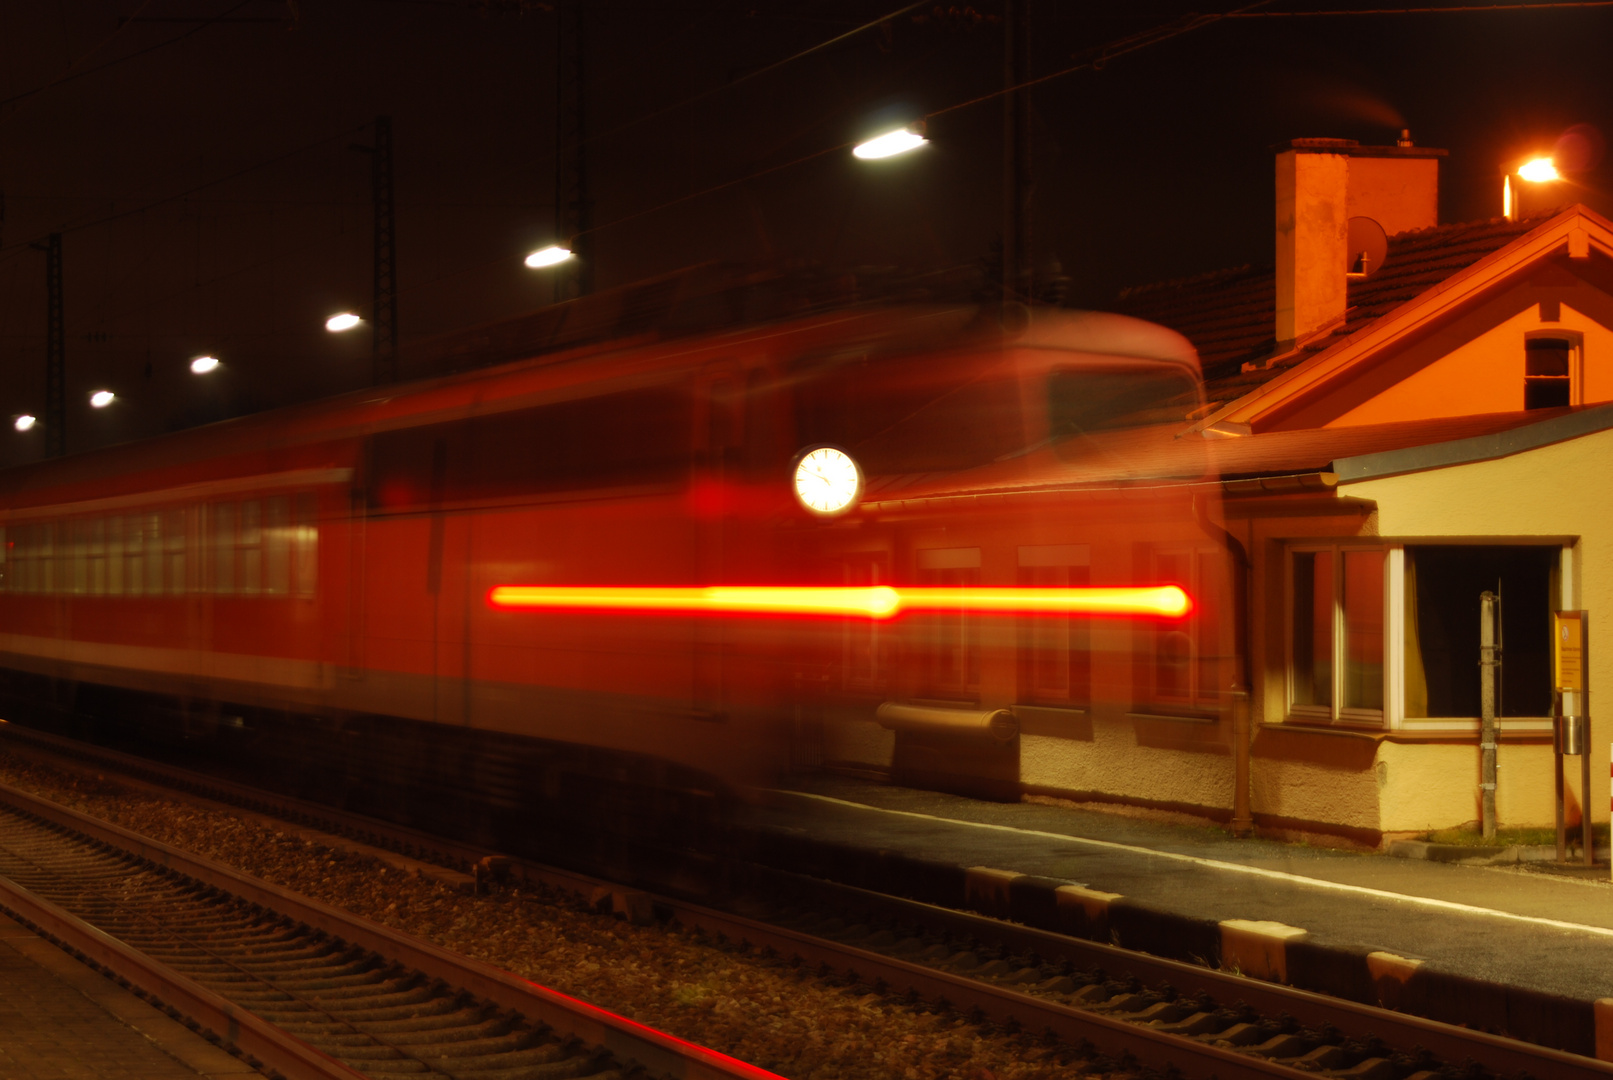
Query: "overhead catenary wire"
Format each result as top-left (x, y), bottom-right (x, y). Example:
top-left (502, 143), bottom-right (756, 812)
top-left (1228, 1), bottom-right (1613, 14)
top-left (0, 0), bottom-right (255, 115)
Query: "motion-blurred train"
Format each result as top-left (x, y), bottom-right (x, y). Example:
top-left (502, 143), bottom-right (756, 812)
top-left (0, 295), bottom-right (1220, 870)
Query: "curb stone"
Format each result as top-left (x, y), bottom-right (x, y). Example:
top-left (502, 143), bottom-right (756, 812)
top-left (749, 827), bottom-right (1609, 1061)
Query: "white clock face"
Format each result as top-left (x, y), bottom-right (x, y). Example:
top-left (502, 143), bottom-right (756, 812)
top-left (793, 446), bottom-right (862, 515)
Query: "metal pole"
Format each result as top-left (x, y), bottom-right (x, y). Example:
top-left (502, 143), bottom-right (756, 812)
top-left (372, 116), bottom-right (398, 385)
top-left (554, 0), bottom-right (590, 302)
top-left (44, 232), bottom-right (65, 460)
top-left (1001, 0), bottom-right (1031, 308)
top-left (1480, 590), bottom-right (1498, 840)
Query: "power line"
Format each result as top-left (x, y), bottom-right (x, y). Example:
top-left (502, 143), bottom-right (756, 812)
top-left (0, 123), bottom-right (370, 264)
top-left (1228, 1), bottom-right (1613, 14)
top-left (0, 0), bottom-right (256, 115)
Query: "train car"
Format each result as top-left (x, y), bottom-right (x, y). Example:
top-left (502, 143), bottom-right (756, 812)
top-left (0, 301), bottom-right (1225, 869)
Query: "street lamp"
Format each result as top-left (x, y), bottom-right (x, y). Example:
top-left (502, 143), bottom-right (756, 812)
top-left (1518, 157), bottom-right (1559, 183)
top-left (13, 415), bottom-right (35, 432)
top-left (525, 244), bottom-right (574, 268)
top-left (326, 312), bottom-right (363, 332)
top-left (1504, 156), bottom-right (1564, 221)
top-left (853, 124), bottom-right (927, 160)
top-left (190, 355), bottom-right (220, 375)
top-left (89, 390), bottom-right (115, 408)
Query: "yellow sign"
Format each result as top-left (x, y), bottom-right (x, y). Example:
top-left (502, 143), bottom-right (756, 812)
top-left (1554, 611), bottom-right (1585, 692)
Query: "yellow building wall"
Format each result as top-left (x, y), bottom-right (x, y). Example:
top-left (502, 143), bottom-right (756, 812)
top-left (1344, 424), bottom-right (1613, 829)
top-left (1020, 716), bottom-right (1233, 811)
top-left (1251, 751), bottom-right (1383, 833)
top-left (1329, 301), bottom-right (1613, 427)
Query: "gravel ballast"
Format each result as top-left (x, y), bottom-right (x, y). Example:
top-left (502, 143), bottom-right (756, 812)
top-left (0, 754), bottom-right (1100, 1080)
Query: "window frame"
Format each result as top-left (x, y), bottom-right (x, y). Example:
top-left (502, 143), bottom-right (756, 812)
top-left (1522, 329), bottom-right (1583, 410)
top-left (1016, 544), bottom-right (1092, 710)
top-left (1135, 542), bottom-right (1226, 718)
top-left (1285, 542), bottom-right (1388, 729)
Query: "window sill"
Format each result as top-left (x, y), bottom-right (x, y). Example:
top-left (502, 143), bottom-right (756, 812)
top-left (1129, 710), bottom-right (1218, 725)
top-left (1265, 721), bottom-right (1386, 741)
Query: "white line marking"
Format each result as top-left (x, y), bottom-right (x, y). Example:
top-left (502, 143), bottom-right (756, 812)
top-left (776, 790), bottom-right (1613, 939)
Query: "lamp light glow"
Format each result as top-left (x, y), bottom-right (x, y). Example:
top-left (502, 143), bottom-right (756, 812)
top-left (13, 415), bottom-right (35, 432)
top-left (325, 312), bottom-right (362, 332)
top-left (190, 355), bottom-right (220, 374)
top-left (525, 244), bottom-right (574, 268)
top-left (89, 390), bottom-right (115, 408)
top-left (852, 127), bottom-right (927, 160)
top-left (1519, 157), bottom-right (1560, 183)
top-left (487, 584), bottom-right (1192, 620)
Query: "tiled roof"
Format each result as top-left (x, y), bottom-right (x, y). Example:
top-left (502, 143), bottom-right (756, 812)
top-left (1111, 213), bottom-right (1558, 409)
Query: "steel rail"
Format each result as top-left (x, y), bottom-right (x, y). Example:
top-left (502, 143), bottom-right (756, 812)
top-left (8, 724), bottom-right (1613, 1078)
top-left (0, 874), bottom-right (366, 1080)
top-left (0, 780), bottom-right (783, 1080)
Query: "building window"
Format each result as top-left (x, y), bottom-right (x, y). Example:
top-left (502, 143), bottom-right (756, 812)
top-left (1403, 545), bottom-right (1555, 720)
top-left (1525, 337), bottom-right (1573, 410)
top-left (1018, 544), bottom-right (1091, 707)
top-left (838, 553), bottom-right (889, 689)
top-left (915, 548), bottom-right (980, 701)
top-left (1138, 545), bottom-right (1226, 712)
top-left (1289, 546), bottom-right (1384, 725)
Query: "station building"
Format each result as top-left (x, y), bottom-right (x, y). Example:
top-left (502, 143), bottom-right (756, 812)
top-left (826, 137), bottom-right (1613, 847)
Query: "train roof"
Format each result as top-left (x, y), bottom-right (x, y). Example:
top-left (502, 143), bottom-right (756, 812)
top-left (0, 303), bottom-right (1199, 512)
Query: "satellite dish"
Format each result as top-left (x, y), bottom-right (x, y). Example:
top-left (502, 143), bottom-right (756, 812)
top-left (1346, 217), bottom-right (1389, 278)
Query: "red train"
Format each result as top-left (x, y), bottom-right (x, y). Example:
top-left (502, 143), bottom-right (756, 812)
top-left (0, 301), bottom-right (1219, 862)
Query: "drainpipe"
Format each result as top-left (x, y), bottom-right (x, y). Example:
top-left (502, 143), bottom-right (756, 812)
top-left (1480, 590), bottom-right (1499, 840)
top-left (1195, 493), bottom-right (1254, 838)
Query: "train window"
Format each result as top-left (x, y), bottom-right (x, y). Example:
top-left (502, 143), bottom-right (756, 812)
top-left (1018, 545), bottom-right (1092, 707)
top-left (791, 352), bottom-right (1025, 475)
top-left (265, 496), bottom-right (291, 596)
top-left (1048, 365), bottom-right (1199, 455)
top-left (294, 493), bottom-right (317, 598)
top-left (123, 516), bottom-right (144, 597)
top-left (212, 503), bottom-right (236, 595)
top-left (87, 518), bottom-right (107, 596)
top-left (106, 518), bottom-right (124, 596)
top-left (68, 520), bottom-right (88, 596)
top-left (164, 509), bottom-right (187, 595)
top-left (366, 386), bottom-right (692, 513)
top-left (37, 524), bottom-right (56, 594)
top-left (238, 501), bottom-right (262, 596)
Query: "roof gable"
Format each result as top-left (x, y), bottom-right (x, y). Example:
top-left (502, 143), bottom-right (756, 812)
top-left (1185, 205), bottom-right (1613, 435)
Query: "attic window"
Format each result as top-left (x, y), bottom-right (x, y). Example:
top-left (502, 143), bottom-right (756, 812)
top-left (1524, 338), bottom-right (1572, 410)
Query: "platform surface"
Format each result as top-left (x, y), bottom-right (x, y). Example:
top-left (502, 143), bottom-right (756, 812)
top-left (0, 914), bottom-right (259, 1080)
top-left (760, 774), bottom-right (1613, 1003)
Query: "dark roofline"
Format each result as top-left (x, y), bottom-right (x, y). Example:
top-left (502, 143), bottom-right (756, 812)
top-left (1333, 402), bottom-right (1613, 483)
top-left (1272, 138), bottom-right (1446, 159)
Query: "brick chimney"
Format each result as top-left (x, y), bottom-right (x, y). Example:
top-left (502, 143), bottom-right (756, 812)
top-left (1275, 136), bottom-right (1445, 346)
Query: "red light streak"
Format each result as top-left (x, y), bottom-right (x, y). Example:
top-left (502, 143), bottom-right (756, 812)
top-left (487, 584), bottom-right (1191, 619)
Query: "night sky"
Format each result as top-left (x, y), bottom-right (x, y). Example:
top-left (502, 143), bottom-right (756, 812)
top-left (3, 0), bottom-right (1612, 465)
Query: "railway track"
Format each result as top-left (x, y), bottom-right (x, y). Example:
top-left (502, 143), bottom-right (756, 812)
top-left (0, 769), bottom-right (779, 1080)
top-left (4, 722), bottom-right (1611, 1080)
